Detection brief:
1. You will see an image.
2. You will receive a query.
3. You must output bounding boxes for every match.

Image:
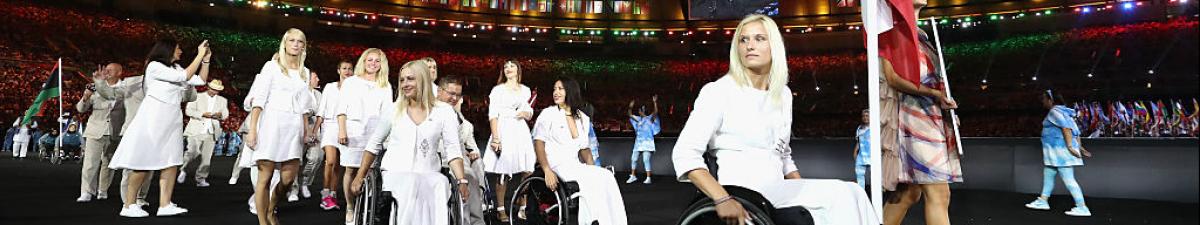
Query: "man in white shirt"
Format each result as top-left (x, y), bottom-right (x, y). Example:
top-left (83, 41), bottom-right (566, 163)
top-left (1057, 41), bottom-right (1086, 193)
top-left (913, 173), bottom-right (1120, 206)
top-left (179, 80), bottom-right (229, 187)
top-left (436, 75), bottom-right (486, 225)
top-left (75, 63), bottom-right (127, 202)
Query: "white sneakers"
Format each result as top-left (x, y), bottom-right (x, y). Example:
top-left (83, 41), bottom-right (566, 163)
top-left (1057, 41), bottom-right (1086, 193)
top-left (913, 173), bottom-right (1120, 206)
top-left (196, 178), bottom-right (211, 187)
top-left (625, 175), bottom-right (638, 184)
top-left (119, 204), bottom-right (149, 218)
top-left (176, 171), bottom-right (187, 184)
top-left (96, 192), bottom-right (108, 200)
top-left (228, 177), bottom-right (238, 185)
top-left (301, 186), bottom-right (312, 199)
top-left (119, 202), bottom-right (188, 217)
top-left (288, 187), bottom-right (300, 202)
top-left (156, 203), bottom-right (189, 216)
top-left (76, 192), bottom-right (93, 203)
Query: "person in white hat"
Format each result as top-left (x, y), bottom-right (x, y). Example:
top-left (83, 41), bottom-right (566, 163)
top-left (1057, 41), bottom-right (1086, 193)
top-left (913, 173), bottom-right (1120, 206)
top-left (178, 79), bottom-right (229, 187)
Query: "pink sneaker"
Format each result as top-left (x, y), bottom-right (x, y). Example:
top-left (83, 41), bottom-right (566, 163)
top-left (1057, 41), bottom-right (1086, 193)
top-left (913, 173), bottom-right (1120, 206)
top-left (320, 195), bottom-right (340, 211)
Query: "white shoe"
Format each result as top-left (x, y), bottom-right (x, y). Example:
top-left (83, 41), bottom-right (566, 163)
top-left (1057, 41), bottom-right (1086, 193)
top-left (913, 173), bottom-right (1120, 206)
top-left (96, 192), bottom-right (108, 200)
top-left (643, 177), bottom-right (653, 184)
top-left (156, 203), bottom-right (189, 216)
top-left (301, 186), bottom-right (312, 198)
top-left (176, 172), bottom-right (187, 184)
top-left (228, 177), bottom-right (238, 185)
top-left (625, 175), bottom-right (638, 184)
top-left (76, 193), bottom-right (93, 203)
top-left (248, 196), bottom-right (257, 215)
top-left (196, 179), bottom-right (210, 187)
top-left (288, 192), bottom-right (300, 202)
top-left (119, 204), bottom-right (149, 218)
top-left (135, 199), bottom-right (149, 207)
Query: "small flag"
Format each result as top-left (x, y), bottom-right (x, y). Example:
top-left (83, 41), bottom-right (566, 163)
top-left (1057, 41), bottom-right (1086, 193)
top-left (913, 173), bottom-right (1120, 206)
top-left (22, 60), bottom-right (62, 125)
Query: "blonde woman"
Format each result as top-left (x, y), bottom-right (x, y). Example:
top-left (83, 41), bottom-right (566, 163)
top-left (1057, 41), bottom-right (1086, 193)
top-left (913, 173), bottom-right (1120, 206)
top-left (671, 15), bottom-right (876, 225)
top-left (109, 37), bottom-right (210, 218)
top-left (317, 60), bottom-right (355, 210)
top-left (421, 57), bottom-right (440, 95)
top-left (336, 48), bottom-right (393, 224)
top-left (244, 28), bottom-right (315, 225)
top-left (350, 60), bottom-right (469, 225)
top-left (482, 60), bottom-right (536, 221)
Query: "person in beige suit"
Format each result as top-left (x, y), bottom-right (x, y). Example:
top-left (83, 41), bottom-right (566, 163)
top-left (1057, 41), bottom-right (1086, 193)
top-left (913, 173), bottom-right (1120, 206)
top-left (76, 63), bottom-right (127, 203)
top-left (179, 80), bottom-right (229, 187)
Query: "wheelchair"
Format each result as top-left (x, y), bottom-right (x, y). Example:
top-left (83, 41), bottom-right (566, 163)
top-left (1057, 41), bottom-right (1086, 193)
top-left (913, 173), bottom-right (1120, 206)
top-left (506, 164), bottom-right (582, 225)
top-left (353, 154), bottom-right (479, 225)
top-left (354, 161), bottom-right (388, 225)
top-left (675, 185), bottom-right (779, 225)
top-left (675, 154), bottom-right (813, 225)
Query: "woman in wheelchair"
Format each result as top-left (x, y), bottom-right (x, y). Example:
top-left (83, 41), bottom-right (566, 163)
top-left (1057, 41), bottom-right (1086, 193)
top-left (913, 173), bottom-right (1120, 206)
top-left (671, 15), bottom-right (877, 225)
top-left (350, 60), bottom-right (470, 225)
top-left (531, 76), bottom-right (628, 225)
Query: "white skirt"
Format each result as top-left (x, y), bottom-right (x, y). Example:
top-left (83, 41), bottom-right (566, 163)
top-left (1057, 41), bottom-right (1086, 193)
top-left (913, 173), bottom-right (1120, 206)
top-left (109, 97), bottom-right (184, 171)
top-left (713, 150), bottom-right (878, 225)
top-left (339, 119), bottom-right (378, 168)
top-left (483, 118), bottom-right (535, 174)
top-left (553, 164), bottom-right (628, 225)
top-left (251, 109), bottom-right (304, 163)
top-left (320, 120), bottom-right (346, 150)
top-left (382, 170), bottom-right (451, 225)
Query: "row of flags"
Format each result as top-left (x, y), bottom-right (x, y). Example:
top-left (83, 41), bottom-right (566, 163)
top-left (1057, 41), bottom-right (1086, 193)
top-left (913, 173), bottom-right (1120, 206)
top-left (1073, 99), bottom-right (1200, 137)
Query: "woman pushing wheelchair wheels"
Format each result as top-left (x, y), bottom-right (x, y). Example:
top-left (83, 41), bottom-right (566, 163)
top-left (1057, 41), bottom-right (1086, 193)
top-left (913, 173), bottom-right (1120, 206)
top-left (671, 14), bottom-right (878, 225)
top-left (532, 76), bottom-right (628, 225)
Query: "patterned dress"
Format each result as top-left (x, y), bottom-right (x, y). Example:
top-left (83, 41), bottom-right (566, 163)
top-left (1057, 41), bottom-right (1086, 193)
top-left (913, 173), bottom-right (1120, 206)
top-left (891, 30), bottom-right (963, 185)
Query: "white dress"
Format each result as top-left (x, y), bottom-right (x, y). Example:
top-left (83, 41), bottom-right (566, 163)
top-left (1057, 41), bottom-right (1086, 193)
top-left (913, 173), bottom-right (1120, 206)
top-left (247, 61), bottom-right (313, 163)
top-left (336, 76), bottom-right (393, 168)
top-left (482, 85), bottom-right (536, 174)
top-left (319, 81), bottom-right (345, 150)
top-left (672, 76), bottom-right (878, 225)
top-left (366, 103), bottom-right (462, 225)
top-left (109, 62), bottom-right (201, 170)
top-left (533, 107), bottom-right (628, 225)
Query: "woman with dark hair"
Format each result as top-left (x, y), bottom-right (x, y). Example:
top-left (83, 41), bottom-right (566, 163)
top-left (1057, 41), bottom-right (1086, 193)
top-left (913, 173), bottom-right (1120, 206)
top-left (316, 60), bottom-right (355, 210)
top-left (108, 37), bottom-right (211, 218)
top-left (1025, 89), bottom-right (1093, 217)
top-left (483, 60), bottom-right (536, 221)
top-left (532, 76), bottom-right (627, 225)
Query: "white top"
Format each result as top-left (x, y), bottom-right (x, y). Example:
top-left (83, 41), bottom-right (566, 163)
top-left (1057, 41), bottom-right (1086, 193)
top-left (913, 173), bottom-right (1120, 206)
top-left (318, 82), bottom-right (343, 120)
top-left (337, 76), bottom-right (393, 122)
top-left (487, 84), bottom-right (534, 120)
top-left (247, 61), bottom-right (313, 115)
top-left (366, 103), bottom-right (463, 173)
top-left (532, 106), bottom-right (592, 170)
top-left (144, 62), bottom-right (205, 104)
top-left (672, 76), bottom-right (796, 188)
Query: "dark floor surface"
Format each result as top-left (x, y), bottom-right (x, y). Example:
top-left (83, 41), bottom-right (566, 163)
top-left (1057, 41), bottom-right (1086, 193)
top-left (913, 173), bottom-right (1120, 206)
top-left (1, 153), bottom-right (1195, 225)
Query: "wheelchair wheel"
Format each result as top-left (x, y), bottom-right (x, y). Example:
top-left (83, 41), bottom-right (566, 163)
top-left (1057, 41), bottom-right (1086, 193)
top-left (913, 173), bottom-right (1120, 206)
top-left (356, 168), bottom-right (388, 225)
top-left (444, 169), bottom-right (469, 225)
top-left (508, 176), bottom-right (570, 225)
top-left (677, 196), bottom-right (775, 225)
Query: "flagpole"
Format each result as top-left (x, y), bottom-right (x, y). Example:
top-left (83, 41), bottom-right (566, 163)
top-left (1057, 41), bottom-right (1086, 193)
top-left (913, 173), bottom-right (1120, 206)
top-left (927, 17), bottom-right (964, 156)
top-left (862, 0), bottom-right (884, 219)
top-left (57, 58), bottom-right (63, 150)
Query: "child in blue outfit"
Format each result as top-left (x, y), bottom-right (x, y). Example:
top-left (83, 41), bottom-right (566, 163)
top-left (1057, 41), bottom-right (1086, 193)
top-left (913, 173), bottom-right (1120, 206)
top-left (854, 110), bottom-right (870, 188)
top-left (1026, 90), bottom-right (1093, 217)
